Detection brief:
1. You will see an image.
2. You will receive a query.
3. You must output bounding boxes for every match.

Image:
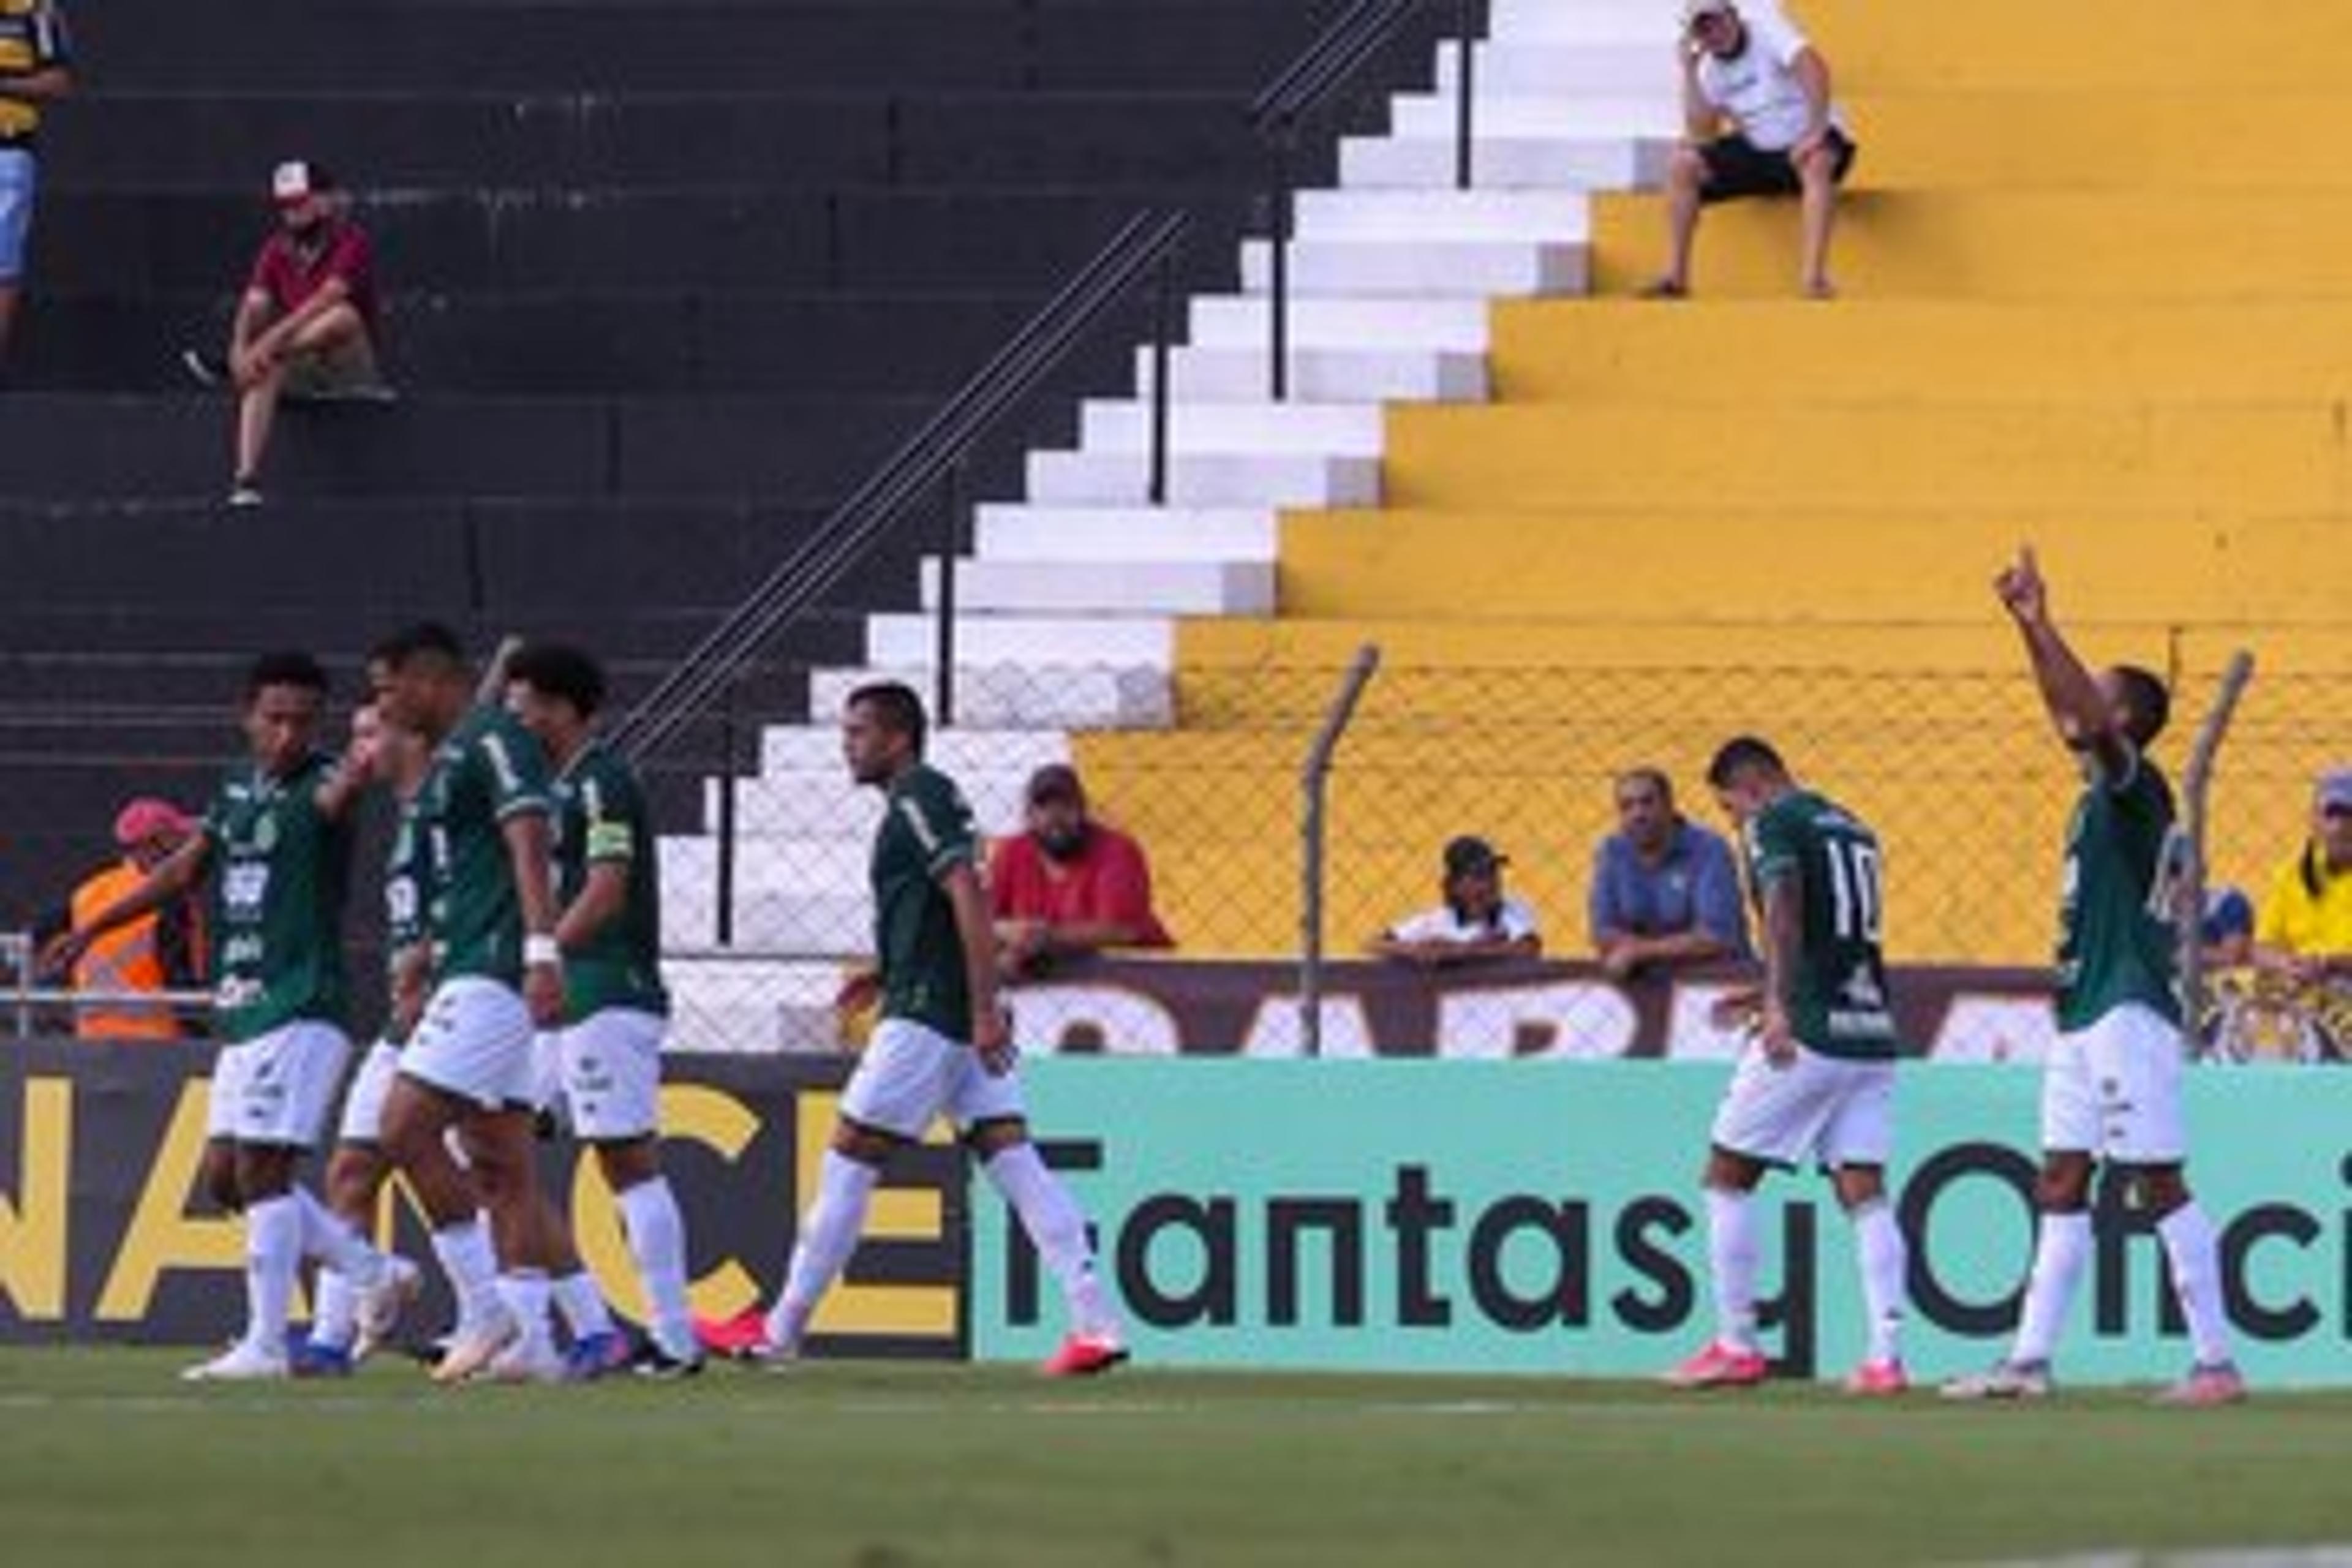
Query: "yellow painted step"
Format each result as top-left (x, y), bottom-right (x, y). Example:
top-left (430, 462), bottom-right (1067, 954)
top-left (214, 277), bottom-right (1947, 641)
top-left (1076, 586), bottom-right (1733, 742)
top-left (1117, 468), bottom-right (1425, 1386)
top-left (1795, 0), bottom-right (2352, 94)
top-left (1382, 400), bottom-right (2348, 511)
top-left (1491, 300), bottom-right (2352, 405)
top-left (1845, 93), bottom-right (2352, 190)
top-left (1278, 511), bottom-right (2352, 624)
top-left (1588, 189), bottom-right (2352, 301)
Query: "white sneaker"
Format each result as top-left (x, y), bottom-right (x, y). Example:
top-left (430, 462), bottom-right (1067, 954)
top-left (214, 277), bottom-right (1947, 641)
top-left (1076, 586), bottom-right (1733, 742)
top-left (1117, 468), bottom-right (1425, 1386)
top-left (483, 1335), bottom-right (567, 1385)
top-left (431, 1311), bottom-right (520, 1385)
top-left (1939, 1359), bottom-right (2055, 1401)
top-left (181, 1340), bottom-right (290, 1382)
top-left (353, 1256), bottom-right (422, 1362)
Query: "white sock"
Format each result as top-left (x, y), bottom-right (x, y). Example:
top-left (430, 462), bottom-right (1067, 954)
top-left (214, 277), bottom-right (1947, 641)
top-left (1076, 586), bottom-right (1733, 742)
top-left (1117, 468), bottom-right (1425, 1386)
top-left (984, 1144), bottom-right (1118, 1340)
top-left (295, 1188), bottom-right (383, 1288)
top-left (311, 1270), bottom-right (358, 1352)
top-left (552, 1270), bottom-right (614, 1340)
top-left (764, 1151), bottom-right (880, 1349)
top-left (617, 1176), bottom-right (696, 1358)
top-left (243, 1194), bottom-right (301, 1355)
top-left (2158, 1202), bottom-right (2234, 1367)
top-left (431, 1218), bottom-right (505, 1335)
top-left (497, 1269), bottom-right (556, 1354)
top-left (1850, 1199), bottom-right (1909, 1365)
top-left (1705, 1187), bottom-right (1760, 1354)
top-left (2011, 1209), bottom-right (2092, 1366)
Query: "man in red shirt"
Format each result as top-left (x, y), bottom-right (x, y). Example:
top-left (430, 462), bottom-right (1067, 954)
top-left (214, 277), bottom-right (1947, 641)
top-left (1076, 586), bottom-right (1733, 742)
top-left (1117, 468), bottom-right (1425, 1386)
top-left (202, 160), bottom-right (388, 507)
top-left (987, 763), bottom-right (1173, 976)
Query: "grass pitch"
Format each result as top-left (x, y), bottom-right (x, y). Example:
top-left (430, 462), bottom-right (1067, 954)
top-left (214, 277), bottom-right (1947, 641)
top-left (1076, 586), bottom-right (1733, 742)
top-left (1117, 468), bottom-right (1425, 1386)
top-left (2, 1349), bottom-right (2350, 1567)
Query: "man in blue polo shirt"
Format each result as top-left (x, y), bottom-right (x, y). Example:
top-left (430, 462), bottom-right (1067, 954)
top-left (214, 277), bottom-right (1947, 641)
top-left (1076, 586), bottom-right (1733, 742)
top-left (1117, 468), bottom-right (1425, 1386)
top-left (1588, 767), bottom-right (1751, 978)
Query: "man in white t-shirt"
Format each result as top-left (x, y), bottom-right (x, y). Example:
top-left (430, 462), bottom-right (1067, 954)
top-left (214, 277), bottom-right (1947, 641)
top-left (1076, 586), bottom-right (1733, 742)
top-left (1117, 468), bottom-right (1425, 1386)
top-left (1645, 0), bottom-right (1856, 301)
top-left (1370, 836), bottom-right (1543, 967)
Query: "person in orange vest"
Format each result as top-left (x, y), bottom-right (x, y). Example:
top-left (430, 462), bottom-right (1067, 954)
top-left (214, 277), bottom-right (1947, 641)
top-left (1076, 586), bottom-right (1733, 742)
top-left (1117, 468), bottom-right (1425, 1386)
top-left (63, 796), bottom-right (206, 1039)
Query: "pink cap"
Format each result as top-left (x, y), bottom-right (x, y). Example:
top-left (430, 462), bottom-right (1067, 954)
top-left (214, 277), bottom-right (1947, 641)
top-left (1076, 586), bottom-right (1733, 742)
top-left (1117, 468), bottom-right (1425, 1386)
top-left (113, 797), bottom-right (197, 848)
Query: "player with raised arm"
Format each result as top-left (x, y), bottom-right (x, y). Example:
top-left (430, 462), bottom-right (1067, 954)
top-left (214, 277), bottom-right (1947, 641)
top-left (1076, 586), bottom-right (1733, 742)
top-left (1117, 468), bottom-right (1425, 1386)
top-left (706, 681), bottom-right (1125, 1374)
top-left (506, 642), bottom-right (701, 1377)
top-left (1942, 549), bottom-right (2243, 1405)
top-left (1663, 736), bottom-right (1910, 1395)
top-left (45, 653), bottom-right (410, 1379)
top-left (369, 621), bottom-right (589, 1384)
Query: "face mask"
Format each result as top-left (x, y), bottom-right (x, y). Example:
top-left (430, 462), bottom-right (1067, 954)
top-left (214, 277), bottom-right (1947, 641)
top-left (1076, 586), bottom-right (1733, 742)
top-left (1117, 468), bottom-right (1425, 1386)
top-left (1038, 824), bottom-right (1089, 862)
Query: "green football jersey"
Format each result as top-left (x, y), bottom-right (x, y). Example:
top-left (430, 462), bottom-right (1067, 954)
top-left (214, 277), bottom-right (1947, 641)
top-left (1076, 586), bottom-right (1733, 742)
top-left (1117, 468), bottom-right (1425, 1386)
top-left (203, 752), bottom-right (353, 1042)
top-left (1744, 788), bottom-right (1899, 1060)
top-left (417, 704), bottom-right (552, 986)
top-left (380, 792), bottom-right (428, 1045)
top-left (2054, 751), bottom-right (2182, 1031)
top-left (552, 739), bottom-right (668, 1022)
top-left (871, 763), bottom-right (980, 1039)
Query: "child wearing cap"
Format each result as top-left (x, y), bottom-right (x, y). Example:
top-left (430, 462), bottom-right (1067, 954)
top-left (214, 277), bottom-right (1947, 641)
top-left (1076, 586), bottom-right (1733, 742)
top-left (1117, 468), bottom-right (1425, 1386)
top-left (1368, 835), bottom-right (1543, 967)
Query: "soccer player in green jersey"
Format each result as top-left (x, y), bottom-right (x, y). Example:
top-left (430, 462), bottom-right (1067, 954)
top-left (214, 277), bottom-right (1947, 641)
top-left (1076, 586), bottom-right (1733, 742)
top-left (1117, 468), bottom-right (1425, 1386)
top-left (506, 641), bottom-right (701, 1376)
top-left (48, 653), bottom-right (410, 1379)
top-left (1945, 549), bottom-right (2244, 1406)
top-left (1664, 736), bottom-right (1910, 1395)
top-left (371, 621), bottom-right (586, 1384)
top-left (715, 681), bottom-right (1126, 1374)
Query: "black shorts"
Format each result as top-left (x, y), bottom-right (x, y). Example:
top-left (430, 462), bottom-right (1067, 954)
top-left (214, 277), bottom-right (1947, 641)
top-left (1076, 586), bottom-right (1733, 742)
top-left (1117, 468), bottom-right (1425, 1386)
top-left (1697, 129), bottom-right (1856, 204)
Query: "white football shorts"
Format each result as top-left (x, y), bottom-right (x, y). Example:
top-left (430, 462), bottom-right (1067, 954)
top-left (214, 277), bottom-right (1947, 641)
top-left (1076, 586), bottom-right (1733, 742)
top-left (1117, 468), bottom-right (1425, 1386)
top-left (840, 1017), bottom-right (1025, 1140)
top-left (553, 1008), bottom-right (668, 1142)
top-left (2041, 1000), bottom-right (2187, 1164)
top-left (1710, 1039), bottom-right (1897, 1170)
top-left (334, 1038), bottom-right (404, 1147)
top-left (233, 1018), bottom-right (354, 1150)
top-left (401, 976), bottom-right (536, 1111)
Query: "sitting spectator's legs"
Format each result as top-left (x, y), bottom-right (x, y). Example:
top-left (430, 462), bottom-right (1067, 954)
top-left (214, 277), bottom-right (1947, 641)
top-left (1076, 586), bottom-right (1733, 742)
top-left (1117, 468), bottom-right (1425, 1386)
top-left (0, 146), bottom-right (34, 359)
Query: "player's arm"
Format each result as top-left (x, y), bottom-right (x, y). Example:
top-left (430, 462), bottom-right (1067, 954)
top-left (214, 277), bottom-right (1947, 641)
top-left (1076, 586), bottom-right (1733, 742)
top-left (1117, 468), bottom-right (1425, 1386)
top-left (1994, 546), bottom-right (2135, 781)
top-left (1678, 38), bottom-right (1717, 143)
top-left (312, 721), bottom-right (382, 823)
top-left (1787, 46), bottom-right (1833, 157)
top-left (502, 808), bottom-right (564, 1024)
top-left (40, 835), bottom-right (213, 976)
top-left (941, 859), bottom-right (1012, 1071)
top-left (388, 940), bottom-right (430, 1036)
top-left (556, 862), bottom-right (627, 951)
top-left (1755, 868), bottom-right (1803, 1063)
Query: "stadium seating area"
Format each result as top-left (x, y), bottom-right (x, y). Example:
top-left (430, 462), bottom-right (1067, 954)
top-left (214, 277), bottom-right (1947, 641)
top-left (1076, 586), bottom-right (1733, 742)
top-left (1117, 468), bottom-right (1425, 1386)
top-left (0, 0), bottom-right (1412, 945)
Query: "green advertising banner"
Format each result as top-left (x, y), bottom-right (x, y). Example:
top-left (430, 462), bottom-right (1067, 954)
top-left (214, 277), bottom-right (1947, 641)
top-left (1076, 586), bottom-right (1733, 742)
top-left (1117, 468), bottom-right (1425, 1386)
top-left (973, 1059), bottom-right (2352, 1387)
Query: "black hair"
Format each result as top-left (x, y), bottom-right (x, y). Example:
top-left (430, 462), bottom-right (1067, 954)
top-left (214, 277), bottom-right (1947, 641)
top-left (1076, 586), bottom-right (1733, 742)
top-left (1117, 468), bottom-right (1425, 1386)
top-left (1706, 735), bottom-right (1786, 789)
top-left (506, 641), bottom-right (606, 718)
top-left (246, 650), bottom-right (328, 699)
top-left (847, 680), bottom-right (928, 758)
top-left (1618, 766), bottom-right (1675, 805)
top-left (2110, 664), bottom-right (2170, 747)
top-left (369, 620), bottom-right (466, 673)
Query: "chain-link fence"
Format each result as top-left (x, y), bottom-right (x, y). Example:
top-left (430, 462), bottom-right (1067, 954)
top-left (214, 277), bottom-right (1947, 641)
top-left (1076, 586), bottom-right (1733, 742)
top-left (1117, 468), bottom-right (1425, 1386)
top-left (653, 653), bottom-right (2346, 1057)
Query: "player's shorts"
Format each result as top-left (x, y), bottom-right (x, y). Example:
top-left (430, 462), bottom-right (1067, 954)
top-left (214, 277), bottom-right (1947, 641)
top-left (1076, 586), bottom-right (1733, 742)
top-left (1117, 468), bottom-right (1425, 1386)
top-left (401, 976), bottom-right (535, 1111)
top-left (2041, 1001), bottom-right (2187, 1164)
top-left (552, 1008), bottom-right (667, 1142)
top-left (1709, 1039), bottom-right (1896, 1170)
top-left (204, 1041), bottom-right (255, 1140)
top-left (1698, 129), bottom-right (1856, 203)
top-left (233, 1019), bottom-right (354, 1150)
top-left (527, 1030), bottom-right (564, 1119)
top-left (840, 1017), bottom-right (1025, 1141)
top-left (334, 1039), bottom-right (404, 1147)
top-left (0, 148), bottom-right (35, 284)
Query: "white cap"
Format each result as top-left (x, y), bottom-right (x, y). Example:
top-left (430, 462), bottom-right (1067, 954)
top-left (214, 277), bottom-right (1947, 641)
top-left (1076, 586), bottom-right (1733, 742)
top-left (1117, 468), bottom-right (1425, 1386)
top-left (1682, 0), bottom-right (1735, 22)
top-left (271, 159), bottom-right (319, 206)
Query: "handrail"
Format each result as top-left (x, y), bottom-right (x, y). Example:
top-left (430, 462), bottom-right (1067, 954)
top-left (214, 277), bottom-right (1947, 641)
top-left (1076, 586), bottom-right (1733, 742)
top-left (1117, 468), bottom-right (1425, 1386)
top-left (611, 208), bottom-right (1193, 764)
top-left (1251, 0), bottom-right (1483, 399)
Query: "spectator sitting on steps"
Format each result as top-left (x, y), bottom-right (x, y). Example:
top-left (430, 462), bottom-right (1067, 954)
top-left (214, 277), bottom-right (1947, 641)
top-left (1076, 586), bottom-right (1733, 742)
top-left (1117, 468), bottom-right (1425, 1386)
top-left (988, 763), bottom-right (1174, 979)
top-left (0, 0), bottom-right (72, 369)
top-left (1368, 835), bottom-right (1542, 969)
top-left (185, 160), bottom-right (391, 508)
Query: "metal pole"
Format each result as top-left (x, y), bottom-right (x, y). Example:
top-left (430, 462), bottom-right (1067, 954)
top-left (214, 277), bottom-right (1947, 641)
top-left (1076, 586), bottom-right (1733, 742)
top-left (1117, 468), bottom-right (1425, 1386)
top-left (715, 675), bottom-right (739, 948)
top-left (1268, 127), bottom-right (1294, 403)
top-left (1149, 242), bottom-right (1177, 505)
top-left (1298, 644), bottom-right (1382, 1057)
top-left (1454, 0), bottom-right (1478, 190)
top-left (935, 461), bottom-right (964, 728)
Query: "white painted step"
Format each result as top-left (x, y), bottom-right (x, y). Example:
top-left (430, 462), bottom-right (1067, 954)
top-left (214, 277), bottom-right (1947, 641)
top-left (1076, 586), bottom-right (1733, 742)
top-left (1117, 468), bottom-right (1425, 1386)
top-left (665, 834), bottom-right (872, 891)
top-left (919, 556), bottom-right (1275, 616)
top-left (1028, 448), bottom-right (1381, 508)
top-left (808, 664), bottom-right (1175, 730)
top-left (1340, 132), bottom-right (1667, 191)
top-left (974, 503), bottom-right (1283, 563)
top-left (665, 957), bottom-right (850, 1054)
top-left (865, 612), bottom-right (1175, 669)
top-left (1292, 187), bottom-right (1591, 240)
top-left (1484, 0), bottom-right (1679, 40)
top-left (1136, 342), bottom-right (1488, 404)
top-left (1077, 398), bottom-right (1384, 456)
top-left (1390, 93), bottom-right (1679, 138)
top-left (704, 769), bottom-right (1042, 840)
top-left (757, 723), bottom-right (1069, 776)
top-left (1240, 236), bottom-right (1587, 298)
top-left (1431, 37), bottom-right (1674, 96)
top-left (1187, 294), bottom-right (1492, 352)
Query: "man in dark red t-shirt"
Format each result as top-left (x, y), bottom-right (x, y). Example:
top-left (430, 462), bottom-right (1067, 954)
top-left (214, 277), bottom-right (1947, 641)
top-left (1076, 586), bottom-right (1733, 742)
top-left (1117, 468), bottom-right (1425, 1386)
top-left (209, 160), bottom-right (388, 507)
top-left (987, 763), bottom-right (1174, 977)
